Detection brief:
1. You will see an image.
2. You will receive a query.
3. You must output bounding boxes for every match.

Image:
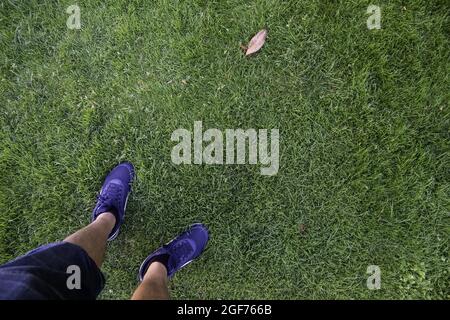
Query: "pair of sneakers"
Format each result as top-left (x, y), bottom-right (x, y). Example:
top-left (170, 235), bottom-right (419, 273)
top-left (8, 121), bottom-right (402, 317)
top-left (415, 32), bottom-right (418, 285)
top-left (91, 162), bottom-right (209, 280)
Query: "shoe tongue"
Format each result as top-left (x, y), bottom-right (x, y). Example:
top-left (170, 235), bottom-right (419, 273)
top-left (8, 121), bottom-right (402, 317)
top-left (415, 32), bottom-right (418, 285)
top-left (99, 183), bottom-right (122, 214)
top-left (167, 255), bottom-right (176, 271)
top-left (96, 202), bottom-right (113, 216)
top-left (97, 200), bottom-right (117, 217)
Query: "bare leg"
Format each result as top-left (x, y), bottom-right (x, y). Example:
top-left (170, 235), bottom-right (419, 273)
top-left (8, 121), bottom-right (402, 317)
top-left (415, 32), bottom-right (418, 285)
top-left (64, 212), bottom-right (115, 268)
top-left (131, 261), bottom-right (169, 300)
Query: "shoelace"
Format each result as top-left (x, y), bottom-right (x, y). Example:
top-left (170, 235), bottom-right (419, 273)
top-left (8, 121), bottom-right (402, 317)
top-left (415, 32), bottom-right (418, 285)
top-left (171, 240), bottom-right (194, 264)
top-left (98, 183), bottom-right (123, 208)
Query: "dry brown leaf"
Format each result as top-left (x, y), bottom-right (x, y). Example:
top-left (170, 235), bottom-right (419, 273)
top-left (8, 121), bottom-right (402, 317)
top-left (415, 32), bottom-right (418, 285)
top-left (245, 29), bottom-right (267, 56)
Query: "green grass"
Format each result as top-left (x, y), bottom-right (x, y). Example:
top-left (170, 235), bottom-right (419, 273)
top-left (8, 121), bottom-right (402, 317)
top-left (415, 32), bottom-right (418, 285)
top-left (0, 0), bottom-right (448, 299)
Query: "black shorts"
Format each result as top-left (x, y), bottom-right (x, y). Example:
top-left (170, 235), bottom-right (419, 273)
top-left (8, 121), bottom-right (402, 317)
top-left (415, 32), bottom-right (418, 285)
top-left (0, 242), bottom-right (105, 300)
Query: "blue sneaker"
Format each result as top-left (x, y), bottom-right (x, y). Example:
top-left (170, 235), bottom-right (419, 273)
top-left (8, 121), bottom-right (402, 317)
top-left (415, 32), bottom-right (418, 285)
top-left (139, 223), bottom-right (209, 280)
top-left (92, 162), bottom-right (135, 241)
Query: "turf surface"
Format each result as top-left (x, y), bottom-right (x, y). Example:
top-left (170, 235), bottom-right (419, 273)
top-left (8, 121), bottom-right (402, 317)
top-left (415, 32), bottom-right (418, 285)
top-left (0, 0), bottom-right (448, 299)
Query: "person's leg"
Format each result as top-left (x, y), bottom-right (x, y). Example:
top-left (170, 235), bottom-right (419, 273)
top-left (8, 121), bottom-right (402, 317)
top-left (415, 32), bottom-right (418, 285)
top-left (0, 162), bottom-right (135, 300)
top-left (131, 261), bottom-right (169, 300)
top-left (64, 212), bottom-right (116, 268)
top-left (0, 213), bottom-right (114, 300)
top-left (68, 161), bottom-right (134, 269)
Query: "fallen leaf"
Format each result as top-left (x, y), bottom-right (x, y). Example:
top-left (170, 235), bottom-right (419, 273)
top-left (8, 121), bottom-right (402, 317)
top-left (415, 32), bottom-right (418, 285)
top-left (245, 29), bottom-right (268, 56)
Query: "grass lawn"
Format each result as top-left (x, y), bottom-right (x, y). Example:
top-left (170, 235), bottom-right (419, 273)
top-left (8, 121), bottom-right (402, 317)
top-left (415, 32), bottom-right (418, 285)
top-left (0, 0), bottom-right (448, 299)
